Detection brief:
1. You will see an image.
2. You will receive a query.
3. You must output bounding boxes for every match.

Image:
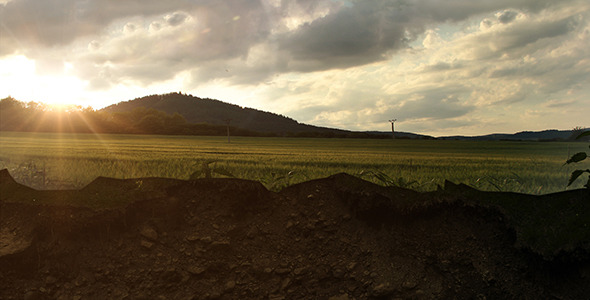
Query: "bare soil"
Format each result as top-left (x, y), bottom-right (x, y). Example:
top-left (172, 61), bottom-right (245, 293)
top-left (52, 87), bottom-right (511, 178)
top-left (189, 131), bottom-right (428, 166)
top-left (1, 169), bottom-right (589, 299)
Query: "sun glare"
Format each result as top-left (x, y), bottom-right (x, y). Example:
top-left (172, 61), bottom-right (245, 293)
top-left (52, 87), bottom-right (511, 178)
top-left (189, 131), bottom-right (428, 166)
top-left (0, 55), bottom-right (92, 109)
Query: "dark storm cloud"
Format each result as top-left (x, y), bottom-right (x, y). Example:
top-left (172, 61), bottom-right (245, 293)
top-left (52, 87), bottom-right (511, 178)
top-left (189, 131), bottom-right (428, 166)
top-left (272, 0), bottom-right (573, 74)
top-left (165, 11), bottom-right (189, 26)
top-left (493, 15), bottom-right (579, 52)
top-left (0, 0), bottom-right (191, 55)
top-left (278, 4), bottom-right (407, 70)
top-left (498, 10), bottom-right (519, 23)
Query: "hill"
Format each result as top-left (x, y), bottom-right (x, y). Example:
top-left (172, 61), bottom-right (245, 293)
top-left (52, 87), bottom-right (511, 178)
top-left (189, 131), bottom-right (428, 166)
top-left (2, 94), bottom-right (582, 140)
top-left (101, 93), bottom-right (347, 135)
top-left (0, 95), bottom-right (430, 138)
top-left (439, 129), bottom-right (585, 141)
top-left (102, 93), bottom-right (437, 139)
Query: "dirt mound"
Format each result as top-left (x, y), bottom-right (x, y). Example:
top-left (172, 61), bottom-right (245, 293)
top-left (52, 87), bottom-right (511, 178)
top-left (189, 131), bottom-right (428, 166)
top-left (1, 169), bottom-right (589, 299)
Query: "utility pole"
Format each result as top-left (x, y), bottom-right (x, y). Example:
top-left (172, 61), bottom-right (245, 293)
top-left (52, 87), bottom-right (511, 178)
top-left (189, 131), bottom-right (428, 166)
top-left (388, 119), bottom-right (397, 139)
top-left (225, 119), bottom-right (231, 143)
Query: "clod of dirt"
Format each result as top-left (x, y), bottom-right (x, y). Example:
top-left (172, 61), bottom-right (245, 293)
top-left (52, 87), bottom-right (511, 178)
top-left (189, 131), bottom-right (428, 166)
top-left (1, 169), bottom-right (589, 299)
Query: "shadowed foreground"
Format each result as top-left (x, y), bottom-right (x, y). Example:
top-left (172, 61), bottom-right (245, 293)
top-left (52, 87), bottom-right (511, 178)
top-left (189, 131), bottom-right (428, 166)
top-left (1, 169), bottom-right (589, 299)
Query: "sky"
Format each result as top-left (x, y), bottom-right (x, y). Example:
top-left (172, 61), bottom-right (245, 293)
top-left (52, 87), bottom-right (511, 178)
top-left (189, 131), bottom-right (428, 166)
top-left (1, 0), bottom-right (589, 136)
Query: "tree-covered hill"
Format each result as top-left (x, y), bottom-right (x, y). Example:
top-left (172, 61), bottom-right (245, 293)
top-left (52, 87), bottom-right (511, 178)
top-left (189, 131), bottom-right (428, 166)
top-left (101, 92), bottom-right (346, 135)
top-left (0, 95), bottom-right (390, 138)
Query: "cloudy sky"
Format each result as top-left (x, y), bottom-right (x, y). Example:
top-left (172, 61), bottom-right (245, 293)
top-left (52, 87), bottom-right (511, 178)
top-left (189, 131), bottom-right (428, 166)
top-left (1, 0), bottom-right (589, 136)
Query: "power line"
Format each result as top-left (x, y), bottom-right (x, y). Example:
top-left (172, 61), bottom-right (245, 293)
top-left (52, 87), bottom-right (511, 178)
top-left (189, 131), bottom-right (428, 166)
top-left (388, 119), bottom-right (397, 139)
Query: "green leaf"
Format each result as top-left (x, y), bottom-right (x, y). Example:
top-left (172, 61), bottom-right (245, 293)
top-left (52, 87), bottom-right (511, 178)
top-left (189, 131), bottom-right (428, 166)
top-left (568, 169), bottom-right (590, 186)
top-left (566, 152), bottom-right (587, 164)
top-left (575, 131), bottom-right (590, 139)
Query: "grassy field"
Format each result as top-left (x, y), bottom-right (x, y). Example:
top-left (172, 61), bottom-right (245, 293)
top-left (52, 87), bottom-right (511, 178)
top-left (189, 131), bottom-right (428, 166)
top-left (0, 131), bottom-right (587, 193)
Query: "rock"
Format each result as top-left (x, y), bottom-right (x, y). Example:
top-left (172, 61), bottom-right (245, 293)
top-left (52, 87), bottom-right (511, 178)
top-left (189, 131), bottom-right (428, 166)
top-left (371, 283), bottom-right (396, 297)
top-left (139, 225), bottom-right (158, 241)
top-left (186, 266), bottom-right (207, 275)
top-left (211, 240), bottom-right (230, 247)
top-left (280, 278), bottom-right (291, 290)
top-left (161, 268), bottom-right (183, 284)
top-left (275, 268), bottom-right (291, 275)
top-left (225, 280), bottom-right (236, 290)
top-left (141, 240), bottom-right (154, 249)
top-left (45, 275), bottom-right (57, 285)
top-left (286, 221), bottom-right (294, 229)
top-left (23, 291), bottom-right (43, 300)
top-left (403, 280), bottom-right (416, 289)
top-left (0, 226), bottom-right (34, 257)
top-left (347, 262), bottom-right (357, 271)
top-left (186, 235), bottom-right (199, 242)
top-left (293, 267), bottom-right (306, 275)
top-left (335, 269), bottom-right (348, 278)
top-left (328, 294), bottom-right (350, 300)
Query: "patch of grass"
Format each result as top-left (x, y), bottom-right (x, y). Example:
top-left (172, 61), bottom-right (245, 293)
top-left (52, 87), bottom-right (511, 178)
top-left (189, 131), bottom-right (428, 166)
top-left (0, 131), bottom-right (587, 193)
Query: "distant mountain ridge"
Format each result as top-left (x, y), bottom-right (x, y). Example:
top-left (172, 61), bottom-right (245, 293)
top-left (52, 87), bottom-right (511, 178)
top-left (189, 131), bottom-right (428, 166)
top-left (440, 130), bottom-right (582, 141)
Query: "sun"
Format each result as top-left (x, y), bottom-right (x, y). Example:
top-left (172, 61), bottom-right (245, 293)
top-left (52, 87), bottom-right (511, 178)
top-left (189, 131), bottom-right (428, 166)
top-left (0, 55), bottom-right (94, 109)
top-left (30, 72), bottom-right (91, 109)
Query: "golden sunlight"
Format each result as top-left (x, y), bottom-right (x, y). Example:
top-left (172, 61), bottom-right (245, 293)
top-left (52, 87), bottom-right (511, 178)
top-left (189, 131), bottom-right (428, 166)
top-left (0, 55), bottom-right (90, 108)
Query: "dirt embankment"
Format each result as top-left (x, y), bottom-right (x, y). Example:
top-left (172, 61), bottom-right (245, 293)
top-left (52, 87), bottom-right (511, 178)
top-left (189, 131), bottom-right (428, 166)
top-left (1, 169), bottom-right (589, 299)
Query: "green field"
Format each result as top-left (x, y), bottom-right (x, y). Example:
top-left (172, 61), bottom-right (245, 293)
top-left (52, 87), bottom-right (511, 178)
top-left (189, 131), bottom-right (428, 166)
top-left (0, 131), bottom-right (587, 193)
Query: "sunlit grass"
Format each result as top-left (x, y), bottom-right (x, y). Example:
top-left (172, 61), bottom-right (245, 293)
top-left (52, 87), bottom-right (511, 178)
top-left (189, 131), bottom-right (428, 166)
top-left (0, 131), bottom-right (587, 193)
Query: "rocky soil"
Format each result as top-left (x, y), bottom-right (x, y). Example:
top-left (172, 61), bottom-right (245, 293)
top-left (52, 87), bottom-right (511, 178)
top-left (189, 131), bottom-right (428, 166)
top-left (1, 169), bottom-right (589, 299)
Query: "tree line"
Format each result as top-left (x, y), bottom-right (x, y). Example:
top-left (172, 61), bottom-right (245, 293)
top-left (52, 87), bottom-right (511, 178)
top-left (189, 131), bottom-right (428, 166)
top-left (0, 97), bottom-right (395, 138)
top-left (0, 97), bottom-right (263, 136)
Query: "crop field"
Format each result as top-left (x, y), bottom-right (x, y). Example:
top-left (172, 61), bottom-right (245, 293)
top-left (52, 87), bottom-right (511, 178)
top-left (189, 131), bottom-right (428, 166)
top-left (0, 131), bottom-right (587, 193)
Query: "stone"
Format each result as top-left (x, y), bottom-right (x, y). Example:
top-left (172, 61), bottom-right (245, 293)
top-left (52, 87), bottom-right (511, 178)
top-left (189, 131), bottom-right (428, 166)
top-left (403, 280), bottom-right (416, 289)
top-left (141, 240), bottom-right (154, 249)
top-left (23, 291), bottom-right (42, 300)
top-left (328, 294), bottom-right (350, 300)
top-left (187, 265), bottom-right (207, 275)
top-left (280, 278), bottom-right (291, 290)
top-left (225, 280), bottom-right (236, 290)
top-left (275, 268), bottom-right (291, 275)
top-left (45, 276), bottom-right (57, 285)
top-left (186, 235), bottom-right (199, 242)
top-left (293, 267), bottom-right (306, 275)
top-left (286, 221), bottom-right (294, 229)
top-left (347, 262), bottom-right (357, 271)
top-left (140, 225), bottom-right (158, 241)
top-left (371, 283), bottom-right (396, 297)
